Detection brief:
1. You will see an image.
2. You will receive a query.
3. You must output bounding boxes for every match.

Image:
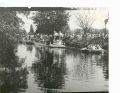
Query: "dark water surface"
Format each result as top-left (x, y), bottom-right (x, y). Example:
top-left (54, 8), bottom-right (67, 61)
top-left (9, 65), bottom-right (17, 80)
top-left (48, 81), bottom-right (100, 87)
top-left (0, 44), bottom-right (108, 93)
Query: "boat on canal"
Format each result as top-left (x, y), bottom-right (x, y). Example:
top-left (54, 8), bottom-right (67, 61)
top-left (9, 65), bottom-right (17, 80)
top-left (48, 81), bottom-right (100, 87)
top-left (49, 31), bottom-right (65, 48)
top-left (49, 40), bottom-right (65, 48)
top-left (34, 41), bottom-right (47, 47)
top-left (81, 44), bottom-right (104, 54)
top-left (26, 40), bottom-right (34, 45)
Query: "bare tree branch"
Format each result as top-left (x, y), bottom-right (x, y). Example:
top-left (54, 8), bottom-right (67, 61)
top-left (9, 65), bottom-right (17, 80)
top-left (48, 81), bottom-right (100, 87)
top-left (75, 10), bottom-right (94, 32)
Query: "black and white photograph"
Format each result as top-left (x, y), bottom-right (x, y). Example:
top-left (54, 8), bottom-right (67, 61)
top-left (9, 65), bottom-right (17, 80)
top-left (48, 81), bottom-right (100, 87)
top-left (0, 7), bottom-right (109, 93)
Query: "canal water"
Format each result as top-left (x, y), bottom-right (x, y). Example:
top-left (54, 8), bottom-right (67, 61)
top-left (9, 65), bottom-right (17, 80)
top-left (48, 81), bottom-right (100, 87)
top-left (0, 44), bottom-right (108, 93)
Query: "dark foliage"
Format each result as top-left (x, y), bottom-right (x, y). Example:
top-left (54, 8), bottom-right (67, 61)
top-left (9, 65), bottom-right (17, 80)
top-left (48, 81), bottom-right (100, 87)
top-left (32, 10), bottom-right (69, 34)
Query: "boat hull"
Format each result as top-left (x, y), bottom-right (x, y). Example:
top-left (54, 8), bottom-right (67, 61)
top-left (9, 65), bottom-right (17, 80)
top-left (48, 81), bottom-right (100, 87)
top-left (49, 44), bottom-right (65, 48)
top-left (81, 48), bottom-right (103, 54)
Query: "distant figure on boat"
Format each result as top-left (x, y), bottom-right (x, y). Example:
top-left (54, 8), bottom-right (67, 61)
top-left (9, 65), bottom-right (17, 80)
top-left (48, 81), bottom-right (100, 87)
top-left (58, 31), bottom-right (64, 40)
top-left (54, 31), bottom-right (59, 40)
top-left (49, 35), bottom-right (54, 44)
top-left (49, 30), bottom-right (65, 48)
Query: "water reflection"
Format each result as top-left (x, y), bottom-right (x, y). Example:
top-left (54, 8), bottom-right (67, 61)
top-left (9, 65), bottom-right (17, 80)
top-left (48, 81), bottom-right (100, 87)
top-left (65, 49), bottom-right (109, 81)
top-left (32, 47), bottom-right (67, 93)
top-left (26, 45), bottom-right (33, 52)
top-left (97, 55), bottom-right (109, 80)
top-left (0, 46), bottom-right (28, 93)
top-left (62, 50), bottom-right (108, 91)
top-left (0, 44), bottom-right (108, 93)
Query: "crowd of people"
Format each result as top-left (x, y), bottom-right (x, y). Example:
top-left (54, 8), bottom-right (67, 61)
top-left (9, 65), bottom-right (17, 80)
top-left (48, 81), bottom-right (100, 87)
top-left (34, 31), bottom-right (65, 45)
top-left (26, 29), bottom-right (108, 48)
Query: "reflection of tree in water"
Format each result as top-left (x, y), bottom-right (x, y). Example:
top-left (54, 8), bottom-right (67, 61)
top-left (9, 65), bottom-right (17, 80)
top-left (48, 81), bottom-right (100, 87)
top-left (103, 55), bottom-right (109, 80)
top-left (65, 49), bottom-right (108, 81)
top-left (0, 46), bottom-right (28, 93)
top-left (32, 47), bottom-right (66, 93)
top-left (96, 54), bottom-right (109, 80)
top-left (26, 45), bottom-right (33, 52)
top-left (65, 49), bottom-right (95, 80)
top-left (35, 47), bottom-right (48, 59)
top-left (74, 54), bottom-right (95, 80)
top-left (65, 49), bottom-right (78, 57)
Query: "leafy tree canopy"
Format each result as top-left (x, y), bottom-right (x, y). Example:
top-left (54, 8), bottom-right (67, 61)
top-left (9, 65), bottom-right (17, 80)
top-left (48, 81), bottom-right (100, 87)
top-left (0, 11), bottom-right (27, 47)
top-left (29, 24), bottom-right (34, 35)
top-left (32, 10), bottom-right (69, 34)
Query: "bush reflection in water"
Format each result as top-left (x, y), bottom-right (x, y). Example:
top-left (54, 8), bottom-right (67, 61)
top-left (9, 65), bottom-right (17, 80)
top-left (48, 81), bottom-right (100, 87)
top-left (32, 46), bottom-right (108, 93)
top-left (32, 47), bottom-right (67, 92)
top-left (0, 44), bottom-right (108, 93)
top-left (0, 45), bottom-right (28, 93)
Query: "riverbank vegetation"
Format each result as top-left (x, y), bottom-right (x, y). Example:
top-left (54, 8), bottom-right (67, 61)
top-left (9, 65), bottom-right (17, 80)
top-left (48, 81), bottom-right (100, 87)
top-left (0, 11), bottom-right (27, 49)
top-left (32, 10), bottom-right (69, 34)
top-left (32, 10), bottom-right (108, 52)
top-left (0, 9), bottom-right (109, 52)
top-left (0, 11), bottom-right (29, 93)
top-left (0, 11), bottom-right (28, 71)
top-left (65, 28), bottom-right (108, 50)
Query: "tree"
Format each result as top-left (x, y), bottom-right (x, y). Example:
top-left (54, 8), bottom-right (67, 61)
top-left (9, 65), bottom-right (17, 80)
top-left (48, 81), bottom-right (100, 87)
top-left (104, 13), bottom-right (109, 37)
top-left (0, 11), bottom-right (20, 47)
top-left (29, 24), bottom-right (34, 35)
top-left (32, 10), bottom-right (69, 34)
top-left (0, 11), bottom-right (27, 50)
top-left (75, 10), bottom-right (94, 40)
top-left (104, 18), bottom-right (108, 27)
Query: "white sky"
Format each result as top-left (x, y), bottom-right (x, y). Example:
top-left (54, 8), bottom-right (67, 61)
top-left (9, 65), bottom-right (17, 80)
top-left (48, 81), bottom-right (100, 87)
top-left (17, 8), bottom-right (109, 32)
